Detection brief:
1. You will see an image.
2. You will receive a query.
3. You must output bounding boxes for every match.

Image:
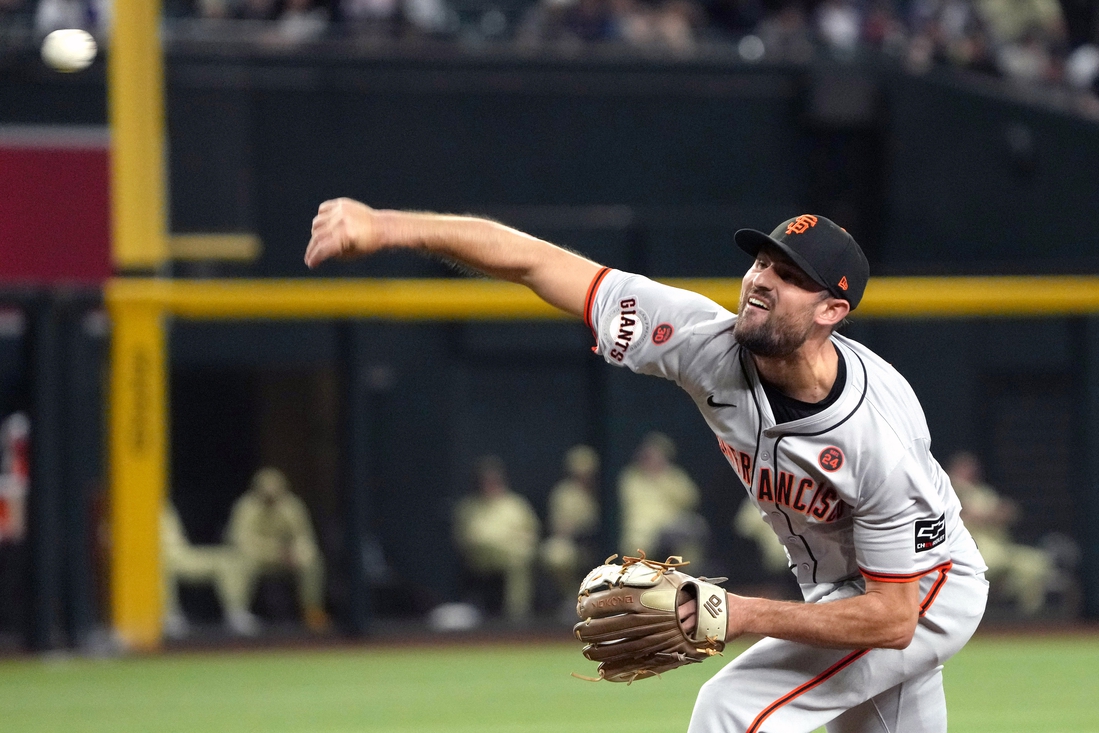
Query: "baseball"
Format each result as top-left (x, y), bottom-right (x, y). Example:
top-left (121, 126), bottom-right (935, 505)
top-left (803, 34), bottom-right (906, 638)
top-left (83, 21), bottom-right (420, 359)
top-left (41, 29), bottom-right (98, 73)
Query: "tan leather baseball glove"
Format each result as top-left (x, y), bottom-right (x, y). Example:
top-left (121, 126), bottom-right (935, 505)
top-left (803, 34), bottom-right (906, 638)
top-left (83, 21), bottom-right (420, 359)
top-left (573, 553), bottom-right (728, 683)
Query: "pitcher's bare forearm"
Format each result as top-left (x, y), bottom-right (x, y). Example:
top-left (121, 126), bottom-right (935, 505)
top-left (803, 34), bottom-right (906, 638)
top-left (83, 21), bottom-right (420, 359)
top-left (376, 211), bottom-right (600, 316)
top-left (727, 578), bottom-right (921, 649)
top-left (306, 199), bottom-right (602, 319)
top-left (680, 577), bottom-right (921, 650)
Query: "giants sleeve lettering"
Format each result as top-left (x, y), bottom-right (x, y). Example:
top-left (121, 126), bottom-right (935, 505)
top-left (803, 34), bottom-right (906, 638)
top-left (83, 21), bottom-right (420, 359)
top-left (588, 270), bottom-right (729, 387)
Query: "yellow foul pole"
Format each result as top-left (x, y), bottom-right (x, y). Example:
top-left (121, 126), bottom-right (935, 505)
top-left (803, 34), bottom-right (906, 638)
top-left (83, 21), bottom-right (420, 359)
top-left (107, 0), bottom-right (169, 649)
top-left (108, 0), bottom-right (168, 270)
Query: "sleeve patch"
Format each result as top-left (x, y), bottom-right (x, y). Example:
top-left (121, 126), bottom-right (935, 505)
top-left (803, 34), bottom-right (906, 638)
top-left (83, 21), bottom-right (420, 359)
top-left (603, 297), bottom-right (650, 363)
top-left (914, 513), bottom-right (946, 553)
top-left (651, 323), bottom-right (674, 345)
top-left (818, 446), bottom-right (844, 472)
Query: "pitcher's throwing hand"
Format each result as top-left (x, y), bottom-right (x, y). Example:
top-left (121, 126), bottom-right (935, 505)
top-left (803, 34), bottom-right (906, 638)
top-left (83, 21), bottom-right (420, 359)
top-left (305, 198), bottom-right (382, 268)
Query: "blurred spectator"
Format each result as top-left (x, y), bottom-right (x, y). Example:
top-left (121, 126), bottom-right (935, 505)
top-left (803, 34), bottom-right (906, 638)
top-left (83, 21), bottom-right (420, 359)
top-left (974, 0), bottom-right (1063, 46)
top-left (519, 0), bottom-right (703, 49)
top-left (618, 432), bottom-right (708, 564)
top-left (341, 0), bottom-right (399, 32)
top-left (653, 0), bottom-right (702, 51)
top-left (402, 0), bottom-right (454, 34)
top-left (904, 0), bottom-right (998, 74)
top-left (516, 0), bottom-right (596, 44)
top-left (973, 0), bottom-right (1066, 82)
top-left (226, 467), bottom-right (330, 632)
top-left (453, 455), bottom-right (540, 621)
top-left (277, 0), bottom-right (330, 41)
top-left (995, 23), bottom-right (1059, 82)
top-left (755, 2), bottom-right (814, 63)
top-left (540, 445), bottom-right (600, 606)
top-left (0, 0), bottom-right (33, 26)
top-left (561, 0), bottom-right (614, 42)
top-left (862, 0), bottom-right (907, 56)
top-left (234, 0), bottom-right (279, 19)
top-left (702, 0), bottom-right (761, 39)
top-left (946, 451), bottom-right (1071, 617)
top-left (1066, 41), bottom-right (1099, 114)
top-left (609, 0), bottom-right (656, 46)
top-left (194, 0), bottom-right (231, 18)
top-left (816, 0), bottom-right (861, 55)
top-left (161, 502), bottom-right (257, 638)
top-left (35, 0), bottom-right (110, 33)
top-left (1066, 42), bottom-right (1099, 90)
top-left (155, 0), bottom-right (1099, 108)
top-left (36, 0), bottom-right (84, 31)
top-left (0, 413), bottom-right (29, 545)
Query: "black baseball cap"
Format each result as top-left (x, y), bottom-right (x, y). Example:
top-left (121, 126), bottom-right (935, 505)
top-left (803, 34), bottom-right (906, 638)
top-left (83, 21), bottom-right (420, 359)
top-left (734, 214), bottom-right (870, 310)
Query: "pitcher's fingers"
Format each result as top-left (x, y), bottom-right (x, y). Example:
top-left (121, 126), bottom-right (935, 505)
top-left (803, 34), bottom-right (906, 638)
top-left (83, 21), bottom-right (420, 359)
top-left (305, 234), bottom-right (329, 267)
top-left (311, 216), bottom-right (337, 243)
top-left (307, 242), bottom-right (336, 269)
top-left (678, 598), bottom-right (697, 622)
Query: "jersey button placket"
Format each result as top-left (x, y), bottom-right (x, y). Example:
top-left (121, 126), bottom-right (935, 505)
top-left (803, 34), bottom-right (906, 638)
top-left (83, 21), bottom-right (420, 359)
top-left (759, 431), bottom-right (777, 474)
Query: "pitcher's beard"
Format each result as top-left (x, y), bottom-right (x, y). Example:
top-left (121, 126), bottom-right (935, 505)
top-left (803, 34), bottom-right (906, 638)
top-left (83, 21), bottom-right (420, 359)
top-left (733, 313), bottom-right (813, 358)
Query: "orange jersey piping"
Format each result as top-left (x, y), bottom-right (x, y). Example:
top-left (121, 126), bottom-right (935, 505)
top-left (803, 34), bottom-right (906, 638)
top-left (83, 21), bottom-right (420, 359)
top-left (745, 561), bottom-right (952, 732)
top-left (918, 562), bottom-right (952, 616)
top-left (584, 266), bottom-right (612, 339)
top-left (746, 649), bottom-right (871, 733)
top-left (859, 561), bottom-right (953, 584)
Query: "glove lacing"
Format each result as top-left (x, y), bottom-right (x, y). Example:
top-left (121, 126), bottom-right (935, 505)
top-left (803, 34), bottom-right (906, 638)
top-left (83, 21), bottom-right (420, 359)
top-left (572, 551), bottom-right (725, 683)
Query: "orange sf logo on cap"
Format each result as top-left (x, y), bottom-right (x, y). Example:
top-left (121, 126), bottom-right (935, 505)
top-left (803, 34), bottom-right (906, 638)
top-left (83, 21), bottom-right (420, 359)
top-left (838, 276), bottom-right (849, 291)
top-left (785, 215), bottom-right (818, 235)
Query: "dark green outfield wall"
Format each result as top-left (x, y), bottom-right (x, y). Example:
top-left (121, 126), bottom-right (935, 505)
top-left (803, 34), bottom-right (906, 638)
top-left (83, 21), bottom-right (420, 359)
top-left (882, 74), bottom-right (1099, 272)
top-left (6, 46), bottom-right (1099, 271)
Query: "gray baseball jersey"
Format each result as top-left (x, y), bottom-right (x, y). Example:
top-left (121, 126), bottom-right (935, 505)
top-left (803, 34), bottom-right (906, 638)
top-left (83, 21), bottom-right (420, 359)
top-left (586, 268), bottom-right (988, 733)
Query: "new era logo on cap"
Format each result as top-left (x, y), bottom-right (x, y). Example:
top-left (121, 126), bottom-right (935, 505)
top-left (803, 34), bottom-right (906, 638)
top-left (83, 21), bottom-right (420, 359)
top-left (734, 214), bottom-right (870, 309)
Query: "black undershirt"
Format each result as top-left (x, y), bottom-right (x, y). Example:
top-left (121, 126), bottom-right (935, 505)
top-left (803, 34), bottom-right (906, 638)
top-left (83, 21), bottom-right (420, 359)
top-left (760, 351), bottom-right (847, 424)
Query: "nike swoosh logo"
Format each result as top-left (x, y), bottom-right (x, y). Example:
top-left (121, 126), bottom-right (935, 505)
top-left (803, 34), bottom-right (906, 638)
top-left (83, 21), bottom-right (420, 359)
top-left (707, 395), bottom-right (736, 408)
